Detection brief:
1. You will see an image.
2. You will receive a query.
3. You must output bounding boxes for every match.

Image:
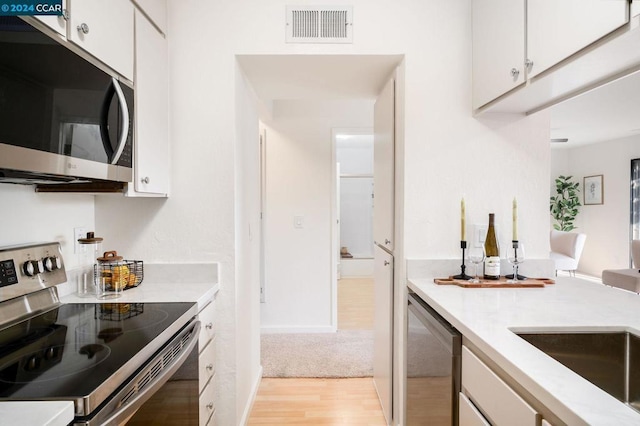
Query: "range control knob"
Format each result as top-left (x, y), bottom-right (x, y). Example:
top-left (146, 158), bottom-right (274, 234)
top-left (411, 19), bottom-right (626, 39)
top-left (23, 260), bottom-right (44, 277)
top-left (43, 256), bottom-right (62, 272)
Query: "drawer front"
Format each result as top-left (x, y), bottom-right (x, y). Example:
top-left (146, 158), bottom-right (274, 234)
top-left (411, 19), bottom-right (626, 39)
top-left (462, 346), bottom-right (539, 425)
top-left (198, 335), bottom-right (216, 394)
top-left (198, 302), bottom-right (216, 352)
top-left (199, 374), bottom-right (216, 426)
top-left (459, 392), bottom-right (491, 426)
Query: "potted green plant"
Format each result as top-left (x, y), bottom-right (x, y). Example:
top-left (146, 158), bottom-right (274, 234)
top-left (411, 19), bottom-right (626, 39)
top-left (550, 175), bottom-right (581, 231)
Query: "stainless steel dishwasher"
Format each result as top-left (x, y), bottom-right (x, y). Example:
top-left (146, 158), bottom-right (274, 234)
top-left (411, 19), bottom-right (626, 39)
top-left (406, 291), bottom-right (462, 425)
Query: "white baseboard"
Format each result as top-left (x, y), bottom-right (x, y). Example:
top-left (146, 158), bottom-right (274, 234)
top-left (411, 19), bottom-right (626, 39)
top-left (239, 365), bottom-right (263, 426)
top-left (261, 325), bottom-right (337, 334)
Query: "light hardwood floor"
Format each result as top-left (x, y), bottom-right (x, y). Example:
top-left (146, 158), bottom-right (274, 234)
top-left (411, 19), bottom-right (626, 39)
top-left (247, 377), bottom-right (386, 425)
top-left (248, 277), bottom-right (384, 425)
top-left (338, 277), bottom-right (375, 330)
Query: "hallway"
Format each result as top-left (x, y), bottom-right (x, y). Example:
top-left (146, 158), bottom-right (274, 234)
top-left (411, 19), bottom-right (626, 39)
top-left (249, 277), bottom-right (385, 424)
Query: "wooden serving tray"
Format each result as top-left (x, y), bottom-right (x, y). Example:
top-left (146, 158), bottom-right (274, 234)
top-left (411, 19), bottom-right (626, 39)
top-left (434, 276), bottom-right (555, 288)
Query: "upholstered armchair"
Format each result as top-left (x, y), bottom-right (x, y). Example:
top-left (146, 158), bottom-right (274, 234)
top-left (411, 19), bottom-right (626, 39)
top-left (602, 240), bottom-right (640, 293)
top-left (549, 230), bottom-right (587, 276)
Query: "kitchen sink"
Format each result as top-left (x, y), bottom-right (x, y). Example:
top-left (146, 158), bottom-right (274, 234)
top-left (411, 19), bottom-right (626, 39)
top-left (515, 330), bottom-right (640, 413)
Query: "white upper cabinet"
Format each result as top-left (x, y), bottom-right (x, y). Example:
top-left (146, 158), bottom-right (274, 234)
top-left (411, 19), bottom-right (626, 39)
top-left (35, 0), bottom-right (67, 36)
top-left (132, 0), bottom-right (167, 34)
top-left (127, 9), bottom-right (169, 197)
top-left (473, 0), bottom-right (630, 112)
top-left (68, 0), bottom-right (134, 81)
top-left (527, 0), bottom-right (628, 79)
top-left (373, 78), bottom-right (395, 251)
top-left (472, 0), bottom-right (525, 110)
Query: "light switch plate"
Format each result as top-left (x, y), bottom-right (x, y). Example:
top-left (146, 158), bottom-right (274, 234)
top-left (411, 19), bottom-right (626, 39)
top-left (474, 224), bottom-right (487, 248)
top-left (73, 227), bottom-right (87, 254)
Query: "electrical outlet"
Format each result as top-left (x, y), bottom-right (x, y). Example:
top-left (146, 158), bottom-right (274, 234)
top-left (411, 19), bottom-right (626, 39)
top-left (74, 227), bottom-right (87, 254)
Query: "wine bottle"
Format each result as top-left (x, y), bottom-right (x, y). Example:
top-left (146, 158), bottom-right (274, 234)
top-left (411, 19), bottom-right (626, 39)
top-left (484, 213), bottom-right (501, 280)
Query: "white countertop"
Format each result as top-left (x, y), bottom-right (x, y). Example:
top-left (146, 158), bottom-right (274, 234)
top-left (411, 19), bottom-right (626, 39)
top-left (408, 276), bottom-right (640, 425)
top-left (60, 281), bottom-right (219, 311)
top-left (0, 401), bottom-right (74, 426)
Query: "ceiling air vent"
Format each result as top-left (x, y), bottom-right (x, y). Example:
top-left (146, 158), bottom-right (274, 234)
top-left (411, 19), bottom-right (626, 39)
top-left (286, 5), bottom-right (353, 43)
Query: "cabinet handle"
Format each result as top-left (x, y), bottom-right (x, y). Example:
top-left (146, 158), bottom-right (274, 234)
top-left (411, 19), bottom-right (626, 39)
top-left (206, 403), bottom-right (214, 410)
top-left (384, 260), bottom-right (390, 266)
top-left (206, 322), bottom-right (213, 330)
top-left (525, 59), bottom-right (534, 70)
top-left (141, 176), bottom-right (150, 184)
top-left (510, 68), bottom-right (520, 80)
top-left (206, 363), bottom-right (214, 371)
top-left (77, 23), bottom-right (89, 34)
top-left (62, 9), bottom-right (69, 20)
top-left (385, 239), bottom-right (391, 245)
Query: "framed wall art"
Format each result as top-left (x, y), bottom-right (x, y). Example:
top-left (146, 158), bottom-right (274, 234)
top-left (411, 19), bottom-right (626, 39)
top-left (583, 175), bottom-right (604, 205)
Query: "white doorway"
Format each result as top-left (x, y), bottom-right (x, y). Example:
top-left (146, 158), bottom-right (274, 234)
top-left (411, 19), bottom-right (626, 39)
top-left (237, 55), bottom-right (402, 334)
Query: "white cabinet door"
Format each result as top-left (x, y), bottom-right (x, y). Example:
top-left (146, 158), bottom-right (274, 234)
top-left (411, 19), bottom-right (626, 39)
top-left (68, 0), bottom-right (134, 81)
top-left (35, 0), bottom-right (67, 36)
top-left (527, 0), bottom-right (629, 78)
top-left (472, 0), bottom-right (525, 109)
top-left (373, 77), bottom-right (395, 252)
top-left (373, 245), bottom-right (393, 425)
top-left (132, 0), bottom-right (167, 34)
top-left (128, 9), bottom-right (169, 196)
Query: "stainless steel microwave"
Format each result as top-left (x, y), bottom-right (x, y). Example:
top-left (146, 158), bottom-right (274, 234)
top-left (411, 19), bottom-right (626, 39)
top-left (0, 17), bottom-right (133, 186)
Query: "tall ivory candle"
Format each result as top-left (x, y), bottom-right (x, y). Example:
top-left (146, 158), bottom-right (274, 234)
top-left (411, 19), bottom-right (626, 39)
top-left (512, 197), bottom-right (518, 240)
top-left (461, 198), bottom-right (466, 241)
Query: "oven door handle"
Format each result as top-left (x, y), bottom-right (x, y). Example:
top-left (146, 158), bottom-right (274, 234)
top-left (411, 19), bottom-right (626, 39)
top-left (86, 320), bottom-right (201, 426)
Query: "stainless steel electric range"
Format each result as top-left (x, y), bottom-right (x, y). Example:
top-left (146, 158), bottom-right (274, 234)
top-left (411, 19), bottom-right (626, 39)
top-left (0, 242), bottom-right (200, 425)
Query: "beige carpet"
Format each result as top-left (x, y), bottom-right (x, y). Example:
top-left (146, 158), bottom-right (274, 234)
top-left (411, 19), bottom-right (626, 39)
top-left (261, 330), bottom-right (373, 378)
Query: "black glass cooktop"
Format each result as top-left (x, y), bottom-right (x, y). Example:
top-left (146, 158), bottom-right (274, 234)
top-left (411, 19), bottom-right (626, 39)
top-left (0, 302), bottom-right (195, 400)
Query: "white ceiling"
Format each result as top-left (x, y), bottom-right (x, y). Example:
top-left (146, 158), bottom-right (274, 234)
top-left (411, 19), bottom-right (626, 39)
top-left (237, 54), bottom-right (640, 148)
top-left (550, 70), bottom-right (640, 149)
top-left (236, 55), bottom-right (403, 101)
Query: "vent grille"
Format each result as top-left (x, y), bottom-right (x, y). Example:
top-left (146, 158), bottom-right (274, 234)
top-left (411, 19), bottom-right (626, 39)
top-left (286, 6), bottom-right (353, 43)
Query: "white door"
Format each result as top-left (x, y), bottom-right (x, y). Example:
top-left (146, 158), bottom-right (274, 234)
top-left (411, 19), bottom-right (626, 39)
top-left (373, 78), bottom-right (395, 252)
top-left (373, 245), bottom-right (393, 425)
top-left (336, 163), bottom-right (341, 280)
top-left (373, 74), bottom-right (396, 425)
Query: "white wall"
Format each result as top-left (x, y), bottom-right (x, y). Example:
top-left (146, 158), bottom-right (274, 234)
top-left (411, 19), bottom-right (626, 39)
top-left (0, 185), bottom-right (94, 270)
top-left (553, 135), bottom-right (640, 276)
top-left (261, 100), bottom-right (374, 332)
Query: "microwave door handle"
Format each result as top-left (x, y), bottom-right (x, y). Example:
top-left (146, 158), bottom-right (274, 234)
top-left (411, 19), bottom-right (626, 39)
top-left (99, 80), bottom-right (116, 160)
top-left (110, 78), bottom-right (130, 165)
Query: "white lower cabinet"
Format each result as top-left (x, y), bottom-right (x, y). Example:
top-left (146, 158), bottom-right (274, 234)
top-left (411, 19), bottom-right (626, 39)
top-left (198, 300), bottom-right (216, 425)
top-left (461, 345), bottom-right (540, 425)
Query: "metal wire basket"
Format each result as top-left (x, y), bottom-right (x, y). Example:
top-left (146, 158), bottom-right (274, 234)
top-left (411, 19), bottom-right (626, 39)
top-left (95, 254), bottom-right (144, 292)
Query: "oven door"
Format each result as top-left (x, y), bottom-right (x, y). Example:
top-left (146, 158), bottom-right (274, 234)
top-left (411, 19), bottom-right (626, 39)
top-left (76, 320), bottom-right (200, 426)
